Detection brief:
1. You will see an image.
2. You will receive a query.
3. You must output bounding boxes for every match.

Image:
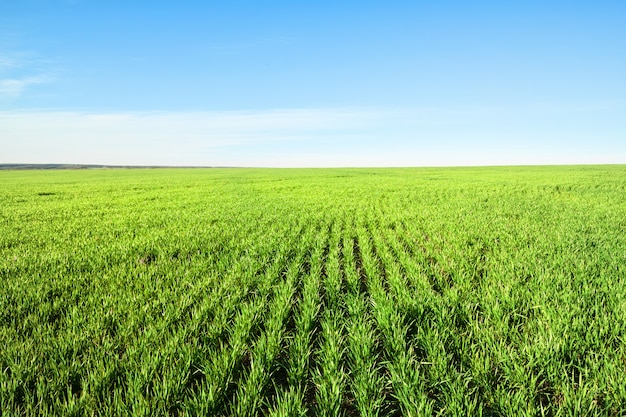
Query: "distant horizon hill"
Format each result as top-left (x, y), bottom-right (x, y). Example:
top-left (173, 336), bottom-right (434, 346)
top-left (1, 163), bottom-right (624, 171)
top-left (0, 164), bottom-right (219, 170)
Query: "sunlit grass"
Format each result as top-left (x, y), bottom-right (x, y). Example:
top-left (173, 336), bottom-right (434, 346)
top-left (1, 165), bottom-right (625, 415)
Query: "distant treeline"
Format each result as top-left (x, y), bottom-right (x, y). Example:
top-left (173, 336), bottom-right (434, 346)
top-left (0, 164), bottom-right (214, 170)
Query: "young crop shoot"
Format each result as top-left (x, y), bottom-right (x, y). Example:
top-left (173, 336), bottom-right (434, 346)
top-left (1, 166), bottom-right (625, 415)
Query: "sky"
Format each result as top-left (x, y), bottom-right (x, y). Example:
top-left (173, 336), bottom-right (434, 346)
top-left (1, 0), bottom-right (625, 167)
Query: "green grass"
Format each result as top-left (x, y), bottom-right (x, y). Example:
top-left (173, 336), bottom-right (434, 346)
top-left (1, 166), bottom-right (626, 416)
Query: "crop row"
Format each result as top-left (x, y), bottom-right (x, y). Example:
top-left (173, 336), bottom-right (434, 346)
top-left (1, 166), bottom-right (626, 415)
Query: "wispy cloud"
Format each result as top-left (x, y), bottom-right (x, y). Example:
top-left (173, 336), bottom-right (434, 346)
top-left (0, 54), bottom-right (54, 97)
top-left (0, 108), bottom-right (386, 156)
top-left (0, 57), bottom-right (19, 70)
top-left (0, 75), bottom-right (50, 97)
top-left (1, 105), bottom-right (623, 167)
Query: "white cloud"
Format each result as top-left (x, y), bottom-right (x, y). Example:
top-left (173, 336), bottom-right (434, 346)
top-left (0, 106), bottom-right (623, 167)
top-left (0, 54), bottom-right (54, 97)
top-left (0, 57), bottom-right (19, 70)
top-left (0, 75), bottom-right (50, 97)
top-left (0, 108), bottom-right (380, 159)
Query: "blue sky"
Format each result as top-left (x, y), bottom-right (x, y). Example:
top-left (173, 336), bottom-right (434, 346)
top-left (1, 0), bottom-right (625, 166)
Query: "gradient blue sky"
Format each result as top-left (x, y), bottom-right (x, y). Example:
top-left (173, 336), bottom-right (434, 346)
top-left (1, 0), bottom-right (625, 166)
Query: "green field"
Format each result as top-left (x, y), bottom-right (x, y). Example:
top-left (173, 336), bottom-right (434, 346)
top-left (2, 166), bottom-right (626, 416)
